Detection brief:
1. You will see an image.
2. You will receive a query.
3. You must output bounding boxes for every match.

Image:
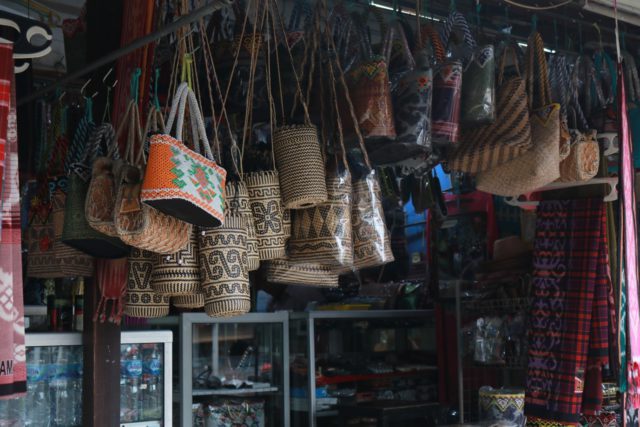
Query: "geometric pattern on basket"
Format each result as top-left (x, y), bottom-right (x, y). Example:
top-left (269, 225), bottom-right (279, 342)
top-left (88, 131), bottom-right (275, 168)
top-left (141, 134), bottom-right (226, 227)
top-left (432, 61), bottom-right (463, 144)
top-left (199, 214), bottom-right (250, 318)
top-left (351, 175), bottom-right (394, 269)
top-left (265, 259), bottom-right (339, 287)
top-left (125, 248), bottom-right (170, 318)
top-left (450, 77), bottom-right (533, 173)
top-left (244, 171), bottom-right (287, 260)
top-left (272, 124), bottom-right (328, 209)
top-left (225, 181), bottom-right (260, 271)
top-left (150, 231), bottom-right (200, 296)
top-left (172, 292), bottom-right (204, 309)
top-left (288, 176), bottom-right (353, 266)
top-left (115, 166), bottom-right (192, 254)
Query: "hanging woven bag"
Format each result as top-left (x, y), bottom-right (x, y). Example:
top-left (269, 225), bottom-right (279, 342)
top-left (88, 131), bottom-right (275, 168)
top-left (115, 104), bottom-right (192, 254)
top-left (476, 32), bottom-right (561, 197)
top-left (449, 45), bottom-right (533, 173)
top-left (124, 247), bottom-right (170, 318)
top-left (288, 52), bottom-right (353, 268)
top-left (141, 82), bottom-right (227, 227)
top-left (269, 0), bottom-right (327, 209)
top-left (199, 214), bottom-right (250, 317)
top-left (226, 180), bottom-right (260, 271)
top-left (150, 229), bottom-right (200, 296)
top-left (265, 259), bottom-right (339, 287)
top-left (344, 12), bottom-right (396, 140)
top-left (61, 122), bottom-right (129, 258)
top-left (84, 99), bottom-right (136, 238)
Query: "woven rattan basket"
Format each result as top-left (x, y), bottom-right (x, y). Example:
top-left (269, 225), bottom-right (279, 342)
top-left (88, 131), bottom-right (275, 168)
top-left (172, 291), bottom-right (205, 309)
top-left (124, 248), bottom-right (170, 318)
top-left (150, 230), bottom-right (200, 296)
top-left (244, 171), bottom-right (287, 260)
top-left (273, 124), bottom-right (327, 209)
top-left (199, 215), bottom-right (250, 317)
top-left (265, 259), bottom-right (339, 287)
top-left (225, 181), bottom-right (260, 271)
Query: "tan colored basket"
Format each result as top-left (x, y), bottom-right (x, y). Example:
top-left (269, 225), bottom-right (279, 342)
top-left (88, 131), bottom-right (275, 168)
top-left (172, 292), bottom-right (205, 309)
top-left (265, 259), bottom-right (339, 287)
top-left (225, 181), bottom-right (260, 271)
top-left (244, 171), bottom-right (287, 260)
top-left (125, 248), bottom-right (170, 318)
top-left (352, 172), bottom-right (394, 269)
top-left (282, 208), bottom-right (291, 240)
top-left (558, 129), bottom-right (599, 182)
top-left (115, 164), bottom-right (192, 254)
top-left (199, 214), bottom-right (251, 317)
top-left (151, 230), bottom-right (201, 296)
top-left (272, 124), bottom-right (327, 209)
top-left (289, 173), bottom-right (353, 266)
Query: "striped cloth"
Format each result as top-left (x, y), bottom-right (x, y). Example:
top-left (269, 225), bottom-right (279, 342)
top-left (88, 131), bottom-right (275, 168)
top-left (525, 198), bottom-right (611, 424)
top-left (0, 43), bottom-right (26, 399)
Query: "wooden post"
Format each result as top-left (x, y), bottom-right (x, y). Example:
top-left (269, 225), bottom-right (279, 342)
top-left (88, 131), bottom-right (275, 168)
top-left (82, 3), bottom-right (124, 425)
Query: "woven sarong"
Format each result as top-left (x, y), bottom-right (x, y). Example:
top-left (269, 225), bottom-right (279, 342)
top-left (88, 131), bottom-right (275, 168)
top-left (525, 198), bottom-right (611, 423)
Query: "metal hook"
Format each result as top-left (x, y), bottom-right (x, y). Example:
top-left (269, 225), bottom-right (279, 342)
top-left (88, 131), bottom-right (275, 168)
top-left (101, 67), bottom-right (118, 88)
top-left (80, 78), bottom-right (92, 96)
top-left (593, 23), bottom-right (603, 51)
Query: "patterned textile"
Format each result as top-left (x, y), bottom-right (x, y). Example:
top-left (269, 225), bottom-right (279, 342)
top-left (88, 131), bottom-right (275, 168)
top-left (0, 43), bottom-right (26, 399)
top-left (525, 199), bottom-right (611, 424)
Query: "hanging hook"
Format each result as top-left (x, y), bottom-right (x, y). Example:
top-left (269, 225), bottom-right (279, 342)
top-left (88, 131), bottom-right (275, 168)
top-left (153, 68), bottom-right (161, 110)
top-left (102, 67), bottom-right (118, 89)
top-left (130, 68), bottom-right (142, 104)
top-left (593, 23), bottom-right (603, 51)
top-left (449, 0), bottom-right (456, 13)
top-left (80, 78), bottom-right (92, 97)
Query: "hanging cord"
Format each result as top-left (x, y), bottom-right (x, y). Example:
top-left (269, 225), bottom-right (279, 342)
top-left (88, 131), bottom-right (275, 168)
top-left (264, 0), bottom-right (277, 170)
top-left (319, 0), bottom-right (371, 169)
top-left (270, 0), bottom-right (312, 125)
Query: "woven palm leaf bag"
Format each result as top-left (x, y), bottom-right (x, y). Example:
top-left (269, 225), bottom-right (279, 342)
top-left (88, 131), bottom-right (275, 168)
top-left (115, 105), bottom-right (191, 254)
top-left (150, 229), bottom-right (201, 296)
top-left (124, 248), bottom-right (170, 318)
top-left (61, 123), bottom-right (129, 258)
top-left (268, 0), bottom-right (327, 209)
top-left (244, 170), bottom-right (287, 260)
top-left (199, 214), bottom-right (250, 317)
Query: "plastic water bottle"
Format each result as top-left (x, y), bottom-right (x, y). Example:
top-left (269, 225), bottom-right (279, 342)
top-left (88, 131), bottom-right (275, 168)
top-left (66, 347), bottom-right (83, 426)
top-left (50, 347), bottom-right (74, 426)
top-left (25, 347), bottom-right (51, 427)
top-left (121, 345), bottom-right (142, 422)
top-left (141, 345), bottom-right (163, 420)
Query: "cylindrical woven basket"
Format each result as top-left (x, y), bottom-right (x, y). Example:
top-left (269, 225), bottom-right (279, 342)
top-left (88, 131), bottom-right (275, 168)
top-left (265, 259), bottom-right (339, 287)
top-left (289, 173), bottom-right (353, 266)
top-left (151, 230), bottom-right (201, 296)
top-left (351, 173), bottom-right (395, 269)
top-left (172, 291), bottom-right (205, 309)
top-left (244, 171), bottom-right (287, 260)
top-left (225, 181), bottom-right (260, 271)
top-left (558, 130), bottom-right (599, 182)
top-left (124, 248), bottom-right (170, 318)
top-left (272, 124), bottom-right (328, 209)
top-left (115, 165), bottom-right (192, 254)
top-left (199, 215), bottom-right (250, 317)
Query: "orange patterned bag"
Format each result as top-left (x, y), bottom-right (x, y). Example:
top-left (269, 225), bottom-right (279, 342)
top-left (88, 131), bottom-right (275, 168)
top-left (141, 82), bottom-right (227, 227)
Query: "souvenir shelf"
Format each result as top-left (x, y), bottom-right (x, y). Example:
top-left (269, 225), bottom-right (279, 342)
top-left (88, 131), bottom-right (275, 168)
top-left (289, 310), bottom-right (438, 427)
top-left (179, 312), bottom-right (290, 427)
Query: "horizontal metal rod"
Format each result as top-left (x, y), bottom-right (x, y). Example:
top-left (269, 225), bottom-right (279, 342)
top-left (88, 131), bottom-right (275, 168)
top-left (18, 0), bottom-right (231, 106)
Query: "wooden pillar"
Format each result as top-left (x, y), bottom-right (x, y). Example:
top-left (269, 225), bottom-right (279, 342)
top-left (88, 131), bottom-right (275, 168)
top-left (83, 2), bottom-right (123, 426)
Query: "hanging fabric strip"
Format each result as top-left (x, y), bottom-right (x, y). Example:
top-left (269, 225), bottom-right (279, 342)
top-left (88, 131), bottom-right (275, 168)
top-left (0, 42), bottom-right (27, 399)
top-left (524, 198), bottom-right (611, 423)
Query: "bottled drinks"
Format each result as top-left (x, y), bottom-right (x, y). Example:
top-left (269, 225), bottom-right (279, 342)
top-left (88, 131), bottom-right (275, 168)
top-left (73, 278), bottom-right (84, 332)
top-left (141, 344), bottom-right (163, 420)
top-left (120, 345), bottom-right (143, 422)
top-left (50, 347), bottom-right (75, 426)
top-left (25, 346), bottom-right (51, 427)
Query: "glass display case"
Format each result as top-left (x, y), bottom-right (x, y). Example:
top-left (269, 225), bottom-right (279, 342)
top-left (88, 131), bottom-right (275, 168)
top-left (180, 312), bottom-right (290, 427)
top-left (0, 331), bottom-right (172, 427)
top-left (290, 310), bottom-right (439, 427)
